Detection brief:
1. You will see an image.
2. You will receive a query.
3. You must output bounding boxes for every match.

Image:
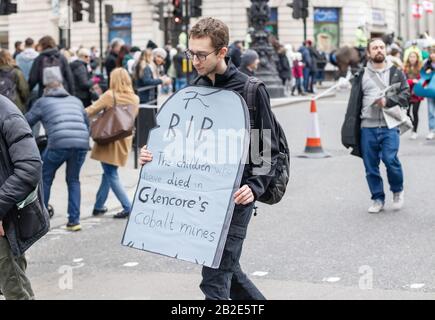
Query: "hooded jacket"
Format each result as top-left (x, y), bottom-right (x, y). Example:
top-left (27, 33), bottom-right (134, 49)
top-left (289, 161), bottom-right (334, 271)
top-left (0, 65), bottom-right (29, 113)
top-left (15, 48), bottom-right (39, 81)
top-left (192, 58), bottom-right (280, 202)
top-left (28, 48), bottom-right (75, 98)
top-left (341, 63), bottom-right (410, 158)
top-left (25, 87), bottom-right (90, 150)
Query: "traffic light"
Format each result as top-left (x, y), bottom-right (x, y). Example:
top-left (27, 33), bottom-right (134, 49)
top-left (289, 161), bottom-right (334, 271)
top-left (82, 0), bottom-right (95, 23)
top-left (0, 0), bottom-right (17, 15)
top-left (72, 0), bottom-right (83, 22)
top-left (72, 0), bottom-right (95, 23)
top-left (190, 0), bottom-right (202, 18)
top-left (287, 0), bottom-right (309, 20)
top-left (105, 4), bottom-right (113, 24)
top-left (153, 2), bottom-right (165, 31)
top-left (173, 0), bottom-right (183, 24)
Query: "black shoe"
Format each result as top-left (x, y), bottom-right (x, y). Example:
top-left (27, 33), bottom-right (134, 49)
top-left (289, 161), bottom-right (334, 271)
top-left (92, 207), bottom-right (108, 216)
top-left (113, 210), bottom-right (130, 219)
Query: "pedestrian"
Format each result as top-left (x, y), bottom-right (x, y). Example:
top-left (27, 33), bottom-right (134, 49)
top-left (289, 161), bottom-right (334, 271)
top-left (25, 68), bottom-right (89, 232)
top-left (86, 68), bottom-right (139, 219)
top-left (291, 52), bottom-right (305, 96)
top-left (299, 41), bottom-right (313, 93)
top-left (105, 38), bottom-right (124, 86)
top-left (404, 51), bottom-right (424, 140)
top-left (70, 48), bottom-right (99, 108)
top-left (12, 40), bottom-right (23, 59)
top-left (172, 44), bottom-right (188, 90)
top-left (152, 47), bottom-right (172, 97)
top-left (228, 40), bottom-right (243, 68)
top-left (133, 50), bottom-right (171, 105)
top-left (29, 35), bottom-right (75, 98)
top-left (239, 49), bottom-right (260, 77)
top-left (421, 45), bottom-right (435, 140)
top-left (116, 44), bottom-right (131, 69)
top-left (139, 17), bottom-right (280, 300)
top-left (0, 49), bottom-right (29, 114)
top-left (15, 38), bottom-right (39, 82)
top-left (276, 45), bottom-right (292, 89)
top-left (0, 94), bottom-right (44, 300)
top-left (341, 38), bottom-right (410, 214)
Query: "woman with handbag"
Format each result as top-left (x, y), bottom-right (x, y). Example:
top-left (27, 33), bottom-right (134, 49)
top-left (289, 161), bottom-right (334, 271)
top-left (86, 68), bottom-right (139, 219)
top-left (404, 51), bottom-right (424, 140)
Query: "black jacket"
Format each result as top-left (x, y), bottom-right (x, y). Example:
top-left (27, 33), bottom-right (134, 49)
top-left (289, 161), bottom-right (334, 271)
top-left (70, 59), bottom-right (94, 104)
top-left (29, 48), bottom-right (75, 98)
top-left (277, 53), bottom-right (291, 80)
top-left (341, 65), bottom-right (410, 158)
top-left (0, 95), bottom-right (48, 256)
top-left (193, 58), bottom-right (280, 201)
top-left (105, 51), bottom-right (118, 85)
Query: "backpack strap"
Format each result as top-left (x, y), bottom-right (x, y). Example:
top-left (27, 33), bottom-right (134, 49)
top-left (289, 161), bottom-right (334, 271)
top-left (243, 77), bottom-right (263, 129)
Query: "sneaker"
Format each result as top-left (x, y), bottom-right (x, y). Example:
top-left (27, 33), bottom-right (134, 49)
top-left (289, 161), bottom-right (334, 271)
top-left (66, 223), bottom-right (82, 232)
top-left (113, 210), bottom-right (130, 219)
top-left (92, 207), bottom-right (108, 216)
top-left (410, 132), bottom-right (418, 140)
top-left (368, 200), bottom-right (384, 214)
top-left (426, 132), bottom-right (435, 140)
top-left (392, 191), bottom-right (404, 211)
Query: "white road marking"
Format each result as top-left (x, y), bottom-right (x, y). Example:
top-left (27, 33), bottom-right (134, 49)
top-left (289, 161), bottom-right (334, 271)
top-left (123, 262), bottom-right (139, 267)
top-left (322, 277), bottom-right (341, 283)
top-left (409, 283), bottom-right (425, 289)
top-left (73, 258), bottom-right (84, 263)
top-left (252, 271), bottom-right (269, 277)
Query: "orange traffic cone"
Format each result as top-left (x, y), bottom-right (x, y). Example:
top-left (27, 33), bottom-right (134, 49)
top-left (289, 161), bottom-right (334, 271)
top-left (298, 99), bottom-right (330, 158)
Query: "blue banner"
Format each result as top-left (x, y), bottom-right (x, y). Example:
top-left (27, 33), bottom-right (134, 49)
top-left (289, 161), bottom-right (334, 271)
top-left (314, 8), bottom-right (339, 23)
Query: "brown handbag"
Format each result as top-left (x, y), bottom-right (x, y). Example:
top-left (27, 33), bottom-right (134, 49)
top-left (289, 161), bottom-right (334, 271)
top-left (90, 93), bottom-right (136, 145)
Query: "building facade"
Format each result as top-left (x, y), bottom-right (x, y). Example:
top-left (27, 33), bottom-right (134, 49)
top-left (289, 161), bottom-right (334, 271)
top-left (0, 0), bottom-right (434, 53)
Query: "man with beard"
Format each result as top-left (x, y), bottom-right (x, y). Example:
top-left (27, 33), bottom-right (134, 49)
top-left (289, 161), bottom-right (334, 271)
top-left (341, 38), bottom-right (410, 214)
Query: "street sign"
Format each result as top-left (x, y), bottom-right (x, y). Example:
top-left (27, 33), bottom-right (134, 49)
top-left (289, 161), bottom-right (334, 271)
top-left (122, 86), bottom-right (250, 268)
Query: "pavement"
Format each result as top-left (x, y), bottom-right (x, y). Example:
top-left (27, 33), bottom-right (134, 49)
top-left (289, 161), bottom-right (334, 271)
top-left (10, 83), bottom-right (435, 300)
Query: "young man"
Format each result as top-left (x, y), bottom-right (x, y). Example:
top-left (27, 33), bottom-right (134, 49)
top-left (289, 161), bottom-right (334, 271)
top-left (341, 38), bottom-right (410, 214)
top-left (139, 17), bottom-right (279, 300)
top-left (0, 95), bottom-right (42, 300)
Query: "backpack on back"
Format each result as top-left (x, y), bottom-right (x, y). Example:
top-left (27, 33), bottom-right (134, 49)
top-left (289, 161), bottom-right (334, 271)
top-left (41, 54), bottom-right (62, 87)
top-left (243, 77), bottom-right (290, 205)
top-left (0, 68), bottom-right (17, 102)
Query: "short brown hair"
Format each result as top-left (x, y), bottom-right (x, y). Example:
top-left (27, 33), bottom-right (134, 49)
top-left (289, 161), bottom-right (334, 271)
top-left (38, 36), bottom-right (57, 51)
top-left (189, 17), bottom-right (229, 50)
top-left (366, 38), bottom-right (385, 52)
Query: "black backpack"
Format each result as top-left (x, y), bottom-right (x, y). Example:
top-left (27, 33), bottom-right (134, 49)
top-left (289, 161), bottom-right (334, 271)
top-left (0, 68), bottom-right (17, 102)
top-left (41, 54), bottom-right (62, 85)
top-left (243, 77), bottom-right (290, 205)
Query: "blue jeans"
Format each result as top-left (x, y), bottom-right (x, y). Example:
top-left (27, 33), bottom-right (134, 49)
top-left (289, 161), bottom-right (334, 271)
top-left (175, 77), bottom-right (187, 91)
top-left (360, 127), bottom-right (404, 202)
top-left (428, 98), bottom-right (435, 131)
top-left (94, 162), bottom-right (131, 213)
top-left (42, 148), bottom-right (88, 224)
top-left (303, 67), bottom-right (311, 92)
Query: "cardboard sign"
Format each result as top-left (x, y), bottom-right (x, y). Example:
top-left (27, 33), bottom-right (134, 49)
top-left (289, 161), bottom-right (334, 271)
top-left (122, 86), bottom-right (249, 268)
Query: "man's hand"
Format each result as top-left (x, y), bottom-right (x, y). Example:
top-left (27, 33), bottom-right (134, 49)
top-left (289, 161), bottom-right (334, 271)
top-left (375, 97), bottom-right (387, 108)
top-left (139, 145), bottom-right (153, 166)
top-left (234, 185), bottom-right (255, 205)
top-left (0, 221), bottom-right (5, 237)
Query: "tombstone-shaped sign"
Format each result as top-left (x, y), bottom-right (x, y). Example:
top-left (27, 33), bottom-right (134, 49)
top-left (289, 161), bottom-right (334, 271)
top-left (122, 86), bottom-right (250, 268)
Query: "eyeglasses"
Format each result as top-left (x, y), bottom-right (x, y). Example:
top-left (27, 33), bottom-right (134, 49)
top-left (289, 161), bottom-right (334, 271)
top-left (184, 48), bottom-right (221, 62)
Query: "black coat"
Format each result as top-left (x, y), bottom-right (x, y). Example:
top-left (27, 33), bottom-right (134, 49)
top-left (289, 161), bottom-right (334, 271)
top-left (70, 59), bottom-right (94, 105)
top-left (277, 53), bottom-right (291, 80)
top-left (0, 95), bottom-right (49, 257)
top-left (192, 58), bottom-right (280, 201)
top-left (341, 66), bottom-right (410, 158)
top-left (105, 51), bottom-right (118, 85)
top-left (28, 48), bottom-right (75, 98)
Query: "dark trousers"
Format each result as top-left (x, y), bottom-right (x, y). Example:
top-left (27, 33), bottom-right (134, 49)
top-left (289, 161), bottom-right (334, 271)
top-left (407, 101), bottom-right (421, 133)
top-left (200, 203), bottom-right (266, 300)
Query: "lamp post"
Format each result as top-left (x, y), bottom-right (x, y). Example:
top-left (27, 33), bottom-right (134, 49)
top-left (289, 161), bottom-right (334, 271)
top-left (249, 0), bottom-right (284, 98)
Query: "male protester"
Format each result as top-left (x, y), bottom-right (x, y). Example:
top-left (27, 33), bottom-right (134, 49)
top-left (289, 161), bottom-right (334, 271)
top-left (12, 41), bottom-right (23, 60)
top-left (0, 95), bottom-right (43, 300)
top-left (105, 38), bottom-right (124, 86)
top-left (239, 49), bottom-right (260, 76)
top-left (341, 38), bottom-right (410, 214)
top-left (16, 38), bottom-right (39, 82)
top-left (139, 17), bottom-right (279, 300)
top-left (29, 36), bottom-right (75, 98)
